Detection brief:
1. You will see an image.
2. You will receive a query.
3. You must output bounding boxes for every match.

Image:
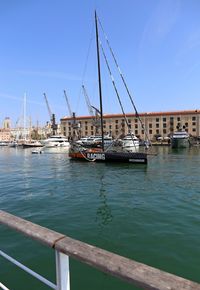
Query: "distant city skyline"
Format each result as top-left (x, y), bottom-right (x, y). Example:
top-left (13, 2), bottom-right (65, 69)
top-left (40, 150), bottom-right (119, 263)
top-left (0, 0), bottom-right (200, 126)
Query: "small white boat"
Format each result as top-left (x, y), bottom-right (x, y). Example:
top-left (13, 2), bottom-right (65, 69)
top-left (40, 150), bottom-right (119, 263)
top-left (0, 141), bottom-right (8, 146)
top-left (22, 141), bottom-right (44, 148)
top-left (171, 125), bottom-right (190, 148)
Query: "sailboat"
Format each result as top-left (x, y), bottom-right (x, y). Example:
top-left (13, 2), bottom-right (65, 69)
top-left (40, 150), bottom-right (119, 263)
top-left (69, 11), bottom-right (148, 164)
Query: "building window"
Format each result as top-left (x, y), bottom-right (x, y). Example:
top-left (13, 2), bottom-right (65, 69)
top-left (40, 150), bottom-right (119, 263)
top-left (109, 125), bottom-right (112, 129)
top-left (177, 117), bottom-right (180, 121)
top-left (85, 126), bottom-right (88, 130)
top-left (156, 118), bottom-right (159, 122)
top-left (85, 121), bottom-right (88, 124)
top-left (163, 123), bottom-right (166, 128)
top-left (192, 116), bottom-right (196, 121)
top-left (163, 117), bottom-right (166, 122)
top-left (156, 123), bottom-right (159, 128)
top-left (192, 128), bottom-right (196, 132)
top-left (149, 129), bottom-right (152, 134)
top-left (149, 123), bottom-right (152, 128)
top-left (156, 129), bottom-right (160, 134)
top-left (135, 119), bottom-right (138, 123)
top-left (163, 129), bottom-right (166, 134)
top-left (128, 119), bottom-right (131, 123)
top-left (192, 122), bottom-right (196, 126)
top-left (185, 122), bottom-right (188, 127)
top-left (135, 130), bottom-right (138, 135)
top-left (115, 125), bottom-right (118, 129)
top-left (115, 120), bottom-right (118, 123)
top-left (135, 124), bottom-right (138, 129)
top-left (142, 130), bottom-right (144, 134)
top-left (91, 131), bottom-right (94, 135)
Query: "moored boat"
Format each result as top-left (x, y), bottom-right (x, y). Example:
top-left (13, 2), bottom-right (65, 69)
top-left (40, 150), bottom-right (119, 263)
top-left (69, 144), bottom-right (147, 163)
top-left (42, 135), bottom-right (70, 149)
top-left (171, 125), bottom-right (190, 148)
top-left (121, 133), bottom-right (139, 152)
top-left (22, 141), bottom-right (44, 148)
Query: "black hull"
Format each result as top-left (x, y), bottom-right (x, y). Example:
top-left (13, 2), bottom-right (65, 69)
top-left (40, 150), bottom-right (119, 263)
top-left (105, 152), bottom-right (147, 164)
top-left (22, 144), bottom-right (44, 148)
top-left (70, 150), bottom-right (147, 164)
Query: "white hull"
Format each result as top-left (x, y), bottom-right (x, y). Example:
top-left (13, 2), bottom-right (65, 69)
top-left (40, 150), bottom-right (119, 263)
top-left (42, 135), bottom-right (70, 149)
top-left (121, 134), bottom-right (140, 152)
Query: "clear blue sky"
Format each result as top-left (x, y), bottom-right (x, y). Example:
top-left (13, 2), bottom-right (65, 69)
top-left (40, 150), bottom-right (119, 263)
top-left (0, 0), bottom-right (200, 127)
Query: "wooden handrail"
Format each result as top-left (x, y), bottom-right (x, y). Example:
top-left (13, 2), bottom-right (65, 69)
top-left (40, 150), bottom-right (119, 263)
top-left (0, 210), bottom-right (199, 290)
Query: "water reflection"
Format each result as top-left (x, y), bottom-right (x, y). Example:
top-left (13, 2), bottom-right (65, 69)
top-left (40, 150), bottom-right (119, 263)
top-left (96, 174), bottom-right (113, 228)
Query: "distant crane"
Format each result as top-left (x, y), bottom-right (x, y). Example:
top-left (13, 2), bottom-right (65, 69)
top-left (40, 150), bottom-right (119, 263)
top-left (63, 90), bottom-right (80, 138)
top-left (63, 90), bottom-right (73, 118)
top-left (82, 85), bottom-right (95, 117)
top-left (82, 85), bottom-right (100, 133)
top-left (43, 93), bottom-right (57, 135)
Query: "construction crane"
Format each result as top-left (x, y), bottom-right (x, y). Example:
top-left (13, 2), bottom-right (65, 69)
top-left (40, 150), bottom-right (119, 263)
top-left (82, 85), bottom-right (100, 133)
top-left (43, 93), bottom-right (57, 135)
top-left (63, 90), bottom-right (73, 117)
top-left (63, 90), bottom-right (80, 139)
top-left (82, 85), bottom-right (95, 117)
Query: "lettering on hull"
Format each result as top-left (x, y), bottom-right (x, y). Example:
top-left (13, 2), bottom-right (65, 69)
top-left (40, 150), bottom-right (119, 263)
top-left (87, 153), bottom-right (106, 160)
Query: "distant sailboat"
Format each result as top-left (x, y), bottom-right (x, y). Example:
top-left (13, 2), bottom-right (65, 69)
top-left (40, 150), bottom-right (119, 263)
top-left (69, 11), bottom-right (148, 164)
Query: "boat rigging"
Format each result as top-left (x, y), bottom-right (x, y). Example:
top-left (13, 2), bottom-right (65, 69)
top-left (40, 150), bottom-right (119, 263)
top-left (69, 11), bottom-right (148, 164)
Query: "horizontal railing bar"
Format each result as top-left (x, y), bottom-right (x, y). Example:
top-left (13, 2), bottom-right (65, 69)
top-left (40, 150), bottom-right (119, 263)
top-left (0, 210), bottom-right (200, 290)
top-left (0, 210), bottom-right (65, 248)
top-left (0, 250), bottom-right (56, 289)
top-left (0, 282), bottom-right (10, 290)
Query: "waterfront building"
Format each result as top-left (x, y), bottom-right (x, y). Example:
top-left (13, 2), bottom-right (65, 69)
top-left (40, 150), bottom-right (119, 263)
top-left (60, 109), bottom-right (200, 141)
top-left (0, 129), bottom-right (12, 142)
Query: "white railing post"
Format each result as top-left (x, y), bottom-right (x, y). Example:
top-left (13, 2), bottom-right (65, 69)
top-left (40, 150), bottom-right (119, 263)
top-left (55, 250), bottom-right (70, 290)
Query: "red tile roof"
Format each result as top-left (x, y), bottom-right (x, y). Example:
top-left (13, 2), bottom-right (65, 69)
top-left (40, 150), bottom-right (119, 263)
top-left (61, 109), bottom-right (200, 121)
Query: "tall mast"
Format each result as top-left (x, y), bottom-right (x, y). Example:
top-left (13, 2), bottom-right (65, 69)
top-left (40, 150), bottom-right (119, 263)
top-left (23, 92), bottom-right (27, 140)
top-left (95, 10), bottom-right (104, 150)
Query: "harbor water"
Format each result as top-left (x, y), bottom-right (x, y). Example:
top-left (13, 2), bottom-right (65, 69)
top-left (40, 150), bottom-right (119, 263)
top-left (0, 146), bottom-right (200, 289)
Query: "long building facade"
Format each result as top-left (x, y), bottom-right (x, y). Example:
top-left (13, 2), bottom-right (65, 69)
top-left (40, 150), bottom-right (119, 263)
top-left (60, 109), bottom-right (200, 141)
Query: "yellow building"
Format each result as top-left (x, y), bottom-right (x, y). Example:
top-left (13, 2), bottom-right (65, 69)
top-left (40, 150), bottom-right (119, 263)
top-left (60, 109), bottom-right (200, 141)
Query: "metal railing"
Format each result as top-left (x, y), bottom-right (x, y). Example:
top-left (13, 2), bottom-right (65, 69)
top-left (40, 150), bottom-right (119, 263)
top-left (0, 210), bottom-right (200, 290)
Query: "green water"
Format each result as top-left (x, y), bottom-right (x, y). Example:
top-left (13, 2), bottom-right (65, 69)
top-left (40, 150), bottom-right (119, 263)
top-left (0, 146), bottom-right (200, 289)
